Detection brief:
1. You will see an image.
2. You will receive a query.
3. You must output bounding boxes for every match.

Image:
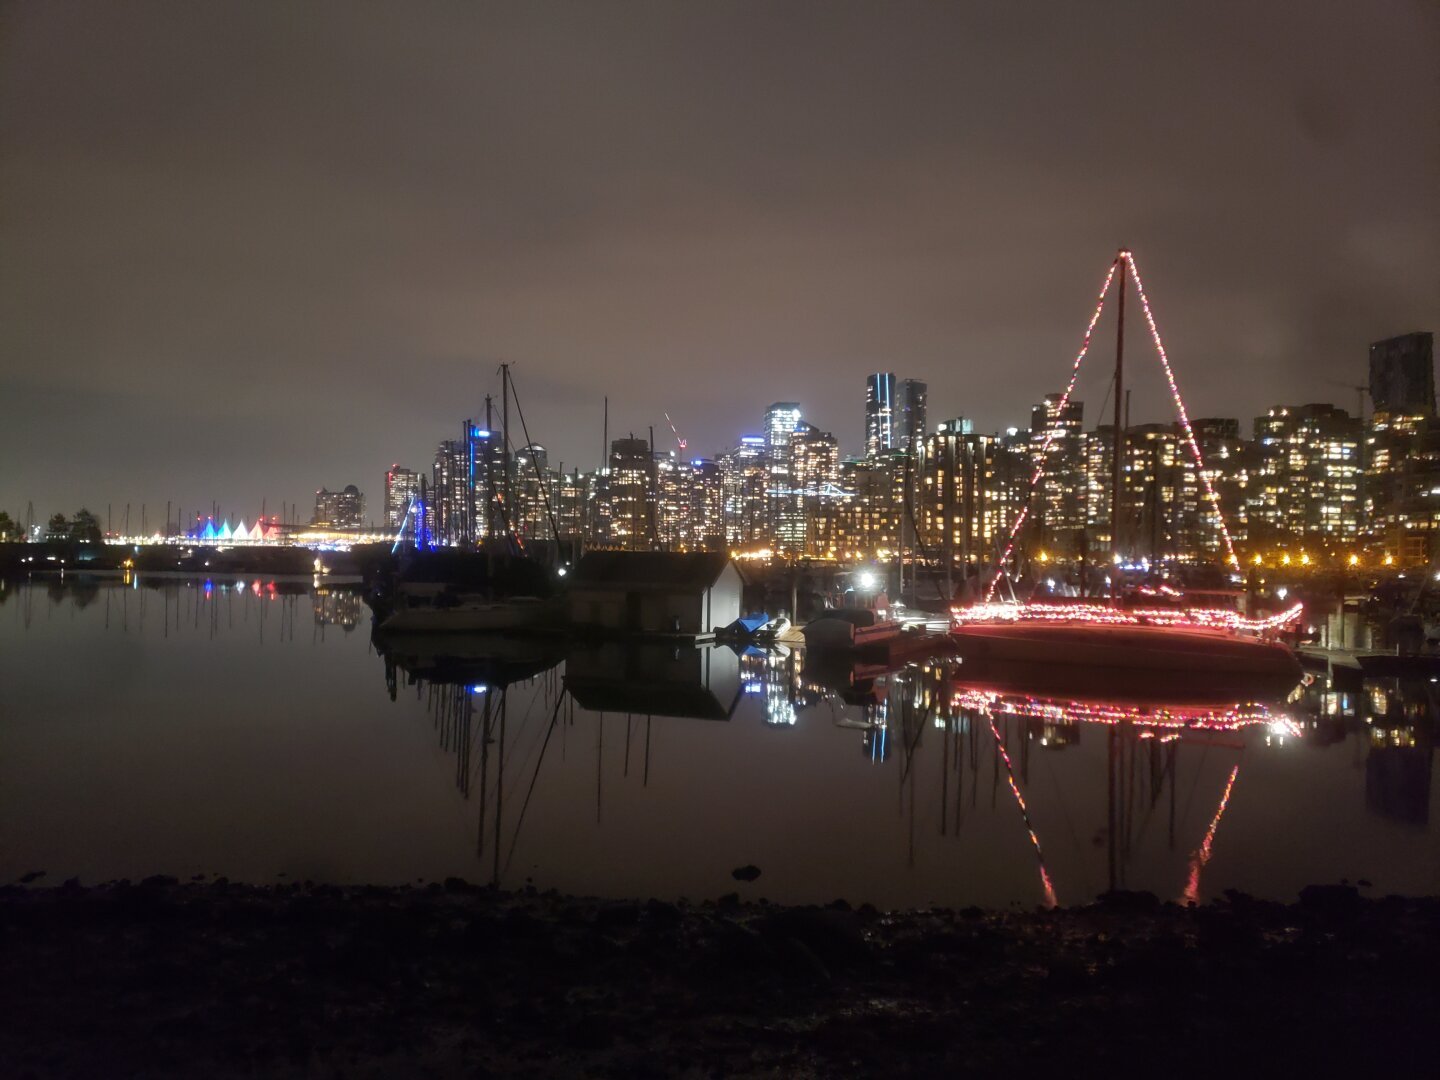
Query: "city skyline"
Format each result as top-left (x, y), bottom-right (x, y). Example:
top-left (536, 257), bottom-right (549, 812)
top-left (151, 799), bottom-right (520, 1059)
top-left (2, 3), bottom-right (1437, 515)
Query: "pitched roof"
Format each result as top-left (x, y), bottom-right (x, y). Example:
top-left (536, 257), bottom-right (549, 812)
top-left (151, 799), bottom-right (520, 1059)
top-left (570, 550), bottom-right (733, 590)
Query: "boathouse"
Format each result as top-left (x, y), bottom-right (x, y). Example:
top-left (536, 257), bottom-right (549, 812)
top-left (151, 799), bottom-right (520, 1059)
top-left (566, 551), bottom-right (742, 638)
top-left (565, 641), bottom-right (742, 720)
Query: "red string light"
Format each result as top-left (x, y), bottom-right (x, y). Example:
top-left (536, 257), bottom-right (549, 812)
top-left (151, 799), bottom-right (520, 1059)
top-left (985, 257), bottom-right (1122, 600)
top-left (955, 690), bottom-right (1301, 737)
top-left (987, 716), bottom-right (1058, 908)
top-left (1122, 251), bottom-right (1241, 571)
top-left (982, 249), bottom-right (1245, 602)
top-left (1183, 764), bottom-right (1240, 904)
top-left (951, 600), bottom-right (1303, 634)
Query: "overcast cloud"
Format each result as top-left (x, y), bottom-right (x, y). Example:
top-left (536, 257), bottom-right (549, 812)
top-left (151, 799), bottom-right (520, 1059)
top-left (2, 1), bottom-right (1437, 522)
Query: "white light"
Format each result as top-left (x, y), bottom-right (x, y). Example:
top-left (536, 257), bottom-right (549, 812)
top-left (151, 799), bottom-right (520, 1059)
top-left (557, 567), bottom-right (568, 577)
top-left (1276, 586), bottom-right (1288, 600)
top-left (858, 570), bottom-right (877, 590)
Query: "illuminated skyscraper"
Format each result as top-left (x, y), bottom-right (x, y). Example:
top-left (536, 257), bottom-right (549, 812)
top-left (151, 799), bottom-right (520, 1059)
top-left (763, 402), bottom-right (803, 541)
top-left (312, 485), bottom-right (364, 529)
top-left (782, 422), bottom-right (840, 554)
top-left (898, 379), bottom-right (928, 452)
top-left (1369, 332), bottom-right (1434, 417)
top-left (1366, 332), bottom-right (1440, 561)
top-left (384, 466), bottom-right (420, 529)
top-left (865, 373), bottom-right (897, 458)
top-left (601, 437), bottom-right (655, 549)
top-left (719, 436), bottom-right (769, 547)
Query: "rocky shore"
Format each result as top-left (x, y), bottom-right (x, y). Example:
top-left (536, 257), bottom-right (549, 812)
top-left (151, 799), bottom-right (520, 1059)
top-left (3, 878), bottom-right (1437, 1077)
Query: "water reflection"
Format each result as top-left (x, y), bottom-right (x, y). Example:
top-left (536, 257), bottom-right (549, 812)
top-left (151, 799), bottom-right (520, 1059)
top-left (3, 577), bottom-right (1437, 906)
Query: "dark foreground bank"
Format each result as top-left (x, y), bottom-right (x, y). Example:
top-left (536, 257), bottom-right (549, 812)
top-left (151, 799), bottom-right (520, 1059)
top-left (3, 880), bottom-right (1437, 1078)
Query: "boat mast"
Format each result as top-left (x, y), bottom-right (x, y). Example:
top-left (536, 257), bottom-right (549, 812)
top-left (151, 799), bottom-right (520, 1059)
top-left (501, 363), bottom-right (512, 546)
top-left (1109, 249), bottom-right (1128, 601)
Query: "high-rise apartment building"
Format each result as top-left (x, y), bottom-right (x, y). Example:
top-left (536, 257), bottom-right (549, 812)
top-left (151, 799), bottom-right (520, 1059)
top-left (1369, 332), bottom-right (1434, 417)
top-left (719, 436), bottom-right (769, 548)
top-left (782, 422), bottom-right (840, 555)
top-left (602, 437), bottom-right (656, 549)
top-left (1366, 332), bottom-right (1439, 561)
top-left (921, 420), bottom-right (1006, 582)
top-left (865, 373), bottom-right (898, 458)
top-left (384, 466), bottom-right (420, 530)
top-left (1251, 404), bottom-right (1362, 541)
top-left (311, 485), bottom-right (364, 529)
top-left (763, 402), bottom-right (803, 541)
top-left (1029, 393), bottom-right (1086, 551)
top-left (898, 379), bottom-right (928, 453)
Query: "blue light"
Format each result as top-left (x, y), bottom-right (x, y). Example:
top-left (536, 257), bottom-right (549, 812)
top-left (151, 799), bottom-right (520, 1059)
top-left (471, 684), bottom-right (488, 694)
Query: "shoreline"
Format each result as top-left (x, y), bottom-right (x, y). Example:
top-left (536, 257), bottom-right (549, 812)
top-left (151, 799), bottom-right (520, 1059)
top-left (4, 879), bottom-right (1437, 1077)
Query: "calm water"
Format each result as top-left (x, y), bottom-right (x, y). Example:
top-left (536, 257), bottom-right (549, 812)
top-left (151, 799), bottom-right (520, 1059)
top-left (3, 576), bottom-right (1437, 909)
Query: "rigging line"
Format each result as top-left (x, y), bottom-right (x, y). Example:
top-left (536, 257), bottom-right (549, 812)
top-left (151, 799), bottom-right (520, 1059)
top-left (1039, 747), bottom-right (1094, 897)
top-left (1176, 739), bottom-right (1213, 839)
top-left (477, 678), bottom-right (547, 793)
top-left (985, 256), bottom-right (1122, 600)
top-left (507, 367), bottom-right (563, 544)
top-left (899, 452), bottom-right (951, 603)
top-left (1183, 764), bottom-right (1240, 904)
top-left (1122, 252), bottom-right (1240, 571)
top-left (987, 713), bottom-right (1058, 908)
top-left (502, 689), bottom-right (569, 880)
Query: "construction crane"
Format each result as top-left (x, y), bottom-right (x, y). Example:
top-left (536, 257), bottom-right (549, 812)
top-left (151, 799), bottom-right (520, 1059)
top-left (1321, 379), bottom-right (1369, 421)
top-left (663, 412), bottom-right (688, 453)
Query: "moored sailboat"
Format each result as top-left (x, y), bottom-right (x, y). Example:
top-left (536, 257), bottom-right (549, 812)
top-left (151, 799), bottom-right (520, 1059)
top-left (950, 249), bottom-right (1303, 678)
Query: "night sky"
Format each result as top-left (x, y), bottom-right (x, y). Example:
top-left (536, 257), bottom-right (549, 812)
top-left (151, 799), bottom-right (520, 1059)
top-left (2, 1), bottom-right (1436, 523)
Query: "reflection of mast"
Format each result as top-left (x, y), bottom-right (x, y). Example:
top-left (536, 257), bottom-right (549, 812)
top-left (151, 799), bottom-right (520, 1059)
top-left (987, 715), bottom-right (1058, 908)
top-left (1183, 764), bottom-right (1239, 904)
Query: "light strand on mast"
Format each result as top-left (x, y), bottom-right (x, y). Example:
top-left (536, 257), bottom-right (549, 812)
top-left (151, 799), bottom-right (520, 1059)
top-left (1122, 252), bottom-right (1241, 571)
top-left (1183, 764), bottom-right (1240, 904)
top-left (985, 257), bottom-right (1122, 600)
top-left (986, 715), bottom-right (1058, 908)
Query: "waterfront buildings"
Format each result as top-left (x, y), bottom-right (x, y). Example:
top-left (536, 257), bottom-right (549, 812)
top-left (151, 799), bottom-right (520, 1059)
top-left (377, 331), bottom-right (1433, 567)
top-left (311, 485), bottom-right (364, 529)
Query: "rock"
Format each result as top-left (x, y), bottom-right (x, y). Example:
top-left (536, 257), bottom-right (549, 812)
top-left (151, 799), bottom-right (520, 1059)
top-left (758, 907), bottom-right (869, 969)
top-left (731, 865), bottom-right (761, 882)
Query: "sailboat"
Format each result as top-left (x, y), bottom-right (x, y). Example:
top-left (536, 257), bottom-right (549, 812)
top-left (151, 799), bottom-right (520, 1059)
top-left (950, 250), bottom-right (1302, 680)
top-left (377, 363), bottom-right (568, 633)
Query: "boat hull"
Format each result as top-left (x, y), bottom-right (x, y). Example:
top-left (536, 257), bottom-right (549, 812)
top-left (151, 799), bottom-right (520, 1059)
top-left (951, 621), bottom-right (1302, 680)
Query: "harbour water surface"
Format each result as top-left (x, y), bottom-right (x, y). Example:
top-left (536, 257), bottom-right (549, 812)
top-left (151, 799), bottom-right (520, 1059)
top-left (3, 576), bottom-right (1436, 909)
